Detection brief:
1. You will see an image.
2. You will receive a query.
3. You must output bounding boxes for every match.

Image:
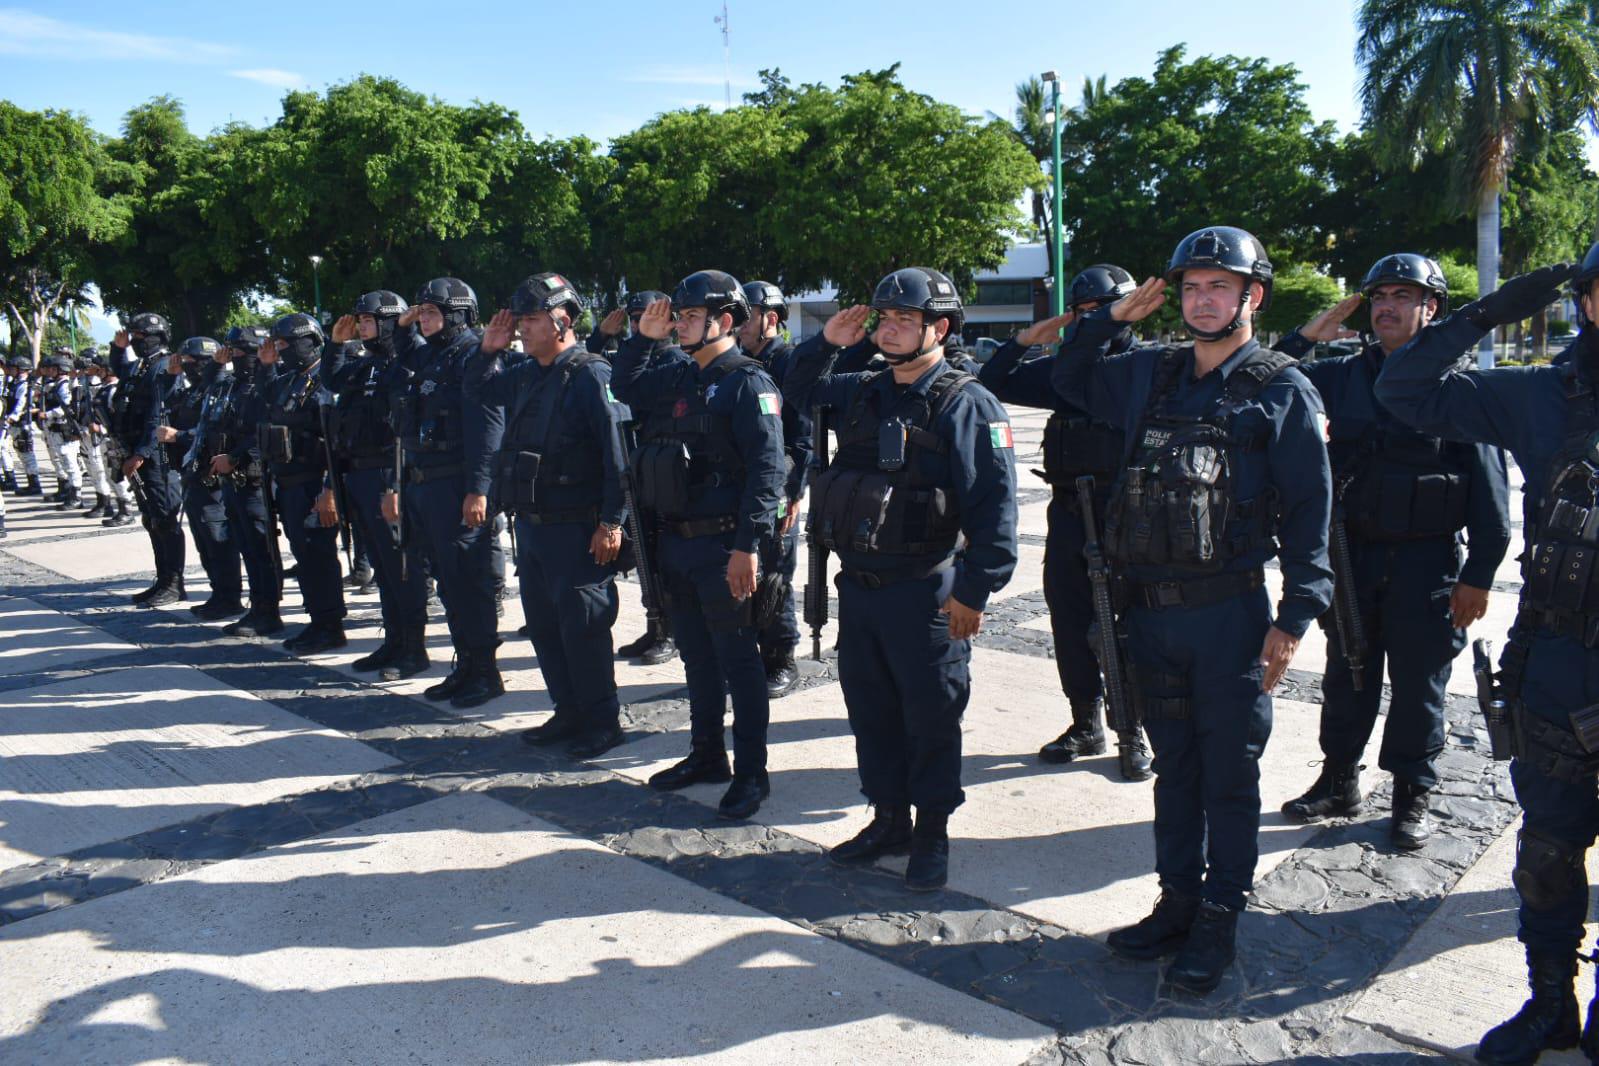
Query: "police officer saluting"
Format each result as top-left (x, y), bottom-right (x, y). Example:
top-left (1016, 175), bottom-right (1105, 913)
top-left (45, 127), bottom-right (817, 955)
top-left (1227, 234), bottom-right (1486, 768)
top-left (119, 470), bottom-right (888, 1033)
top-left (785, 267), bottom-right (1019, 892)
top-left (612, 271), bottom-right (786, 819)
top-left (258, 313), bottom-right (347, 652)
top-left (1275, 255), bottom-right (1511, 850)
top-left (1052, 227), bottom-right (1333, 993)
top-left (382, 278), bottom-right (506, 708)
top-left (114, 313), bottom-right (190, 607)
top-left (323, 292), bottom-right (430, 681)
top-left (1372, 256), bottom-right (1599, 1064)
top-left (981, 264), bottom-right (1154, 781)
top-left (211, 326), bottom-right (285, 637)
top-left (738, 280), bottom-right (812, 698)
top-left (474, 273), bottom-right (628, 757)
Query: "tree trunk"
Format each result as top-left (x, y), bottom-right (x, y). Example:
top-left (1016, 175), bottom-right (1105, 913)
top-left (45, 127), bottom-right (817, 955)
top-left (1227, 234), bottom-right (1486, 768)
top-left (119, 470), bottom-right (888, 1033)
top-left (1533, 306), bottom-right (1548, 361)
top-left (1476, 187), bottom-right (1500, 369)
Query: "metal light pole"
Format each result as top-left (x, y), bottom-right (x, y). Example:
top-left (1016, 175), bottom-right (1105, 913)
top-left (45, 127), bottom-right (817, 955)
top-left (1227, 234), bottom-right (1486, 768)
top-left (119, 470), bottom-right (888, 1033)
top-left (310, 255), bottom-right (324, 320)
top-left (1042, 71), bottom-right (1065, 316)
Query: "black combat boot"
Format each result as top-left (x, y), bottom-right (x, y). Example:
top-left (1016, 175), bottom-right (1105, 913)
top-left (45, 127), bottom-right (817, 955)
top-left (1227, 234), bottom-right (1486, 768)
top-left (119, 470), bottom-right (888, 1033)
top-left (1, 470), bottom-right (16, 492)
top-left (105, 499), bottom-right (134, 526)
top-left (343, 562), bottom-right (373, 588)
top-left (224, 608), bottom-right (284, 638)
top-left (450, 644), bottom-right (505, 709)
top-left (81, 492), bottom-right (108, 518)
top-left (765, 650), bottom-right (799, 699)
top-left (620, 618), bottom-right (677, 665)
top-left (286, 620), bottom-right (347, 655)
top-left (424, 653), bottom-right (472, 701)
top-left (190, 595), bottom-right (245, 621)
top-left (54, 486), bottom-right (81, 510)
top-left (904, 810), bottom-right (950, 892)
top-left (648, 739), bottom-right (732, 791)
top-left (1476, 951), bottom-right (1580, 1064)
top-left (140, 574), bottom-right (186, 608)
top-left (828, 805), bottom-right (913, 867)
top-left (1107, 889), bottom-right (1201, 960)
top-left (522, 710), bottom-right (584, 747)
top-left (1165, 902), bottom-right (1239, 995)
top-left (380, 626), bottom-right (430, 681)
top-left (352, 633), bottom-right (400, 672)
top-left (1039, 699), bottom-right (1107, 763)
top-left (1392, 779), bottom-right (1434, 851)
top-left (717, 770), bottom-right (771, 819)
top-left (19, 473), bottom-right (42, 496)
top-left (568, 720), bottom-right (626, 759)
top-left (1117, 729), bottom-right (1154, 781)
top-left (1281, 762), bottom-right (1364, 822)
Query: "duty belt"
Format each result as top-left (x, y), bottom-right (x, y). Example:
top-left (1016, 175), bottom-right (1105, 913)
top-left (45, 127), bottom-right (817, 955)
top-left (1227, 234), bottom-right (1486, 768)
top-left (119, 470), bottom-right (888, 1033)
top-left (1519, 712), bottom-right (1599, 784)
top-left (841, 555), bottom-right (956, 591)
top-left (665, 514), bottom-right (738, 539)
top-left (513, 506), bottom-right (599, 527)
top-left (1119, 567), bottom-right (1266, 611)
top-left (1519, 606), bottom-right (1599, 649)
top-left (274, 469), bottom-right (323, 489)
top-left (344, 453), bottom-right (390, 471)
top-left (408, 464), bottom-right (462, 485)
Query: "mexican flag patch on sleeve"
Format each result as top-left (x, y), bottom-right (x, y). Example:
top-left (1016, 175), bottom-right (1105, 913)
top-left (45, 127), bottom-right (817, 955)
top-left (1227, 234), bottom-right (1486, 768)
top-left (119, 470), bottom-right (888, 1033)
top-left (990, 423), bottom-right (1014, 449)
top-left (758, 392), bottom-right (781, 416)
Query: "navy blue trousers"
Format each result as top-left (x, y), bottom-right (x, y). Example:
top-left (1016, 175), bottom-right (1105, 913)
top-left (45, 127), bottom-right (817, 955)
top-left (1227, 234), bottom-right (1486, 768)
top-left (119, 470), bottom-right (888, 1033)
top-left (515, 518), bottom-right (620, 731)
top-left (758, 520), bottom-right (801, 658)
top-left (404, 474), bottom-right (497, 651)
top-left (223, 478), bottom-right (279, 611)
top-left (136, 459), bottom-right (186, 580)
top-left (1043, 492), bottom-right (1105, 707)
top-left (184, 478), bottom-right (240, 602)
top-left (274, 475), bottom-right (345, 624)
top-left (344, 466), bottom-right (424, 634)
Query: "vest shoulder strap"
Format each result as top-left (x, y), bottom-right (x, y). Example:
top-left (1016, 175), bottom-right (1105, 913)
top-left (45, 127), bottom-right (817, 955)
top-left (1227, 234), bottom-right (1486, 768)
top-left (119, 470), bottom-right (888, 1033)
top-left (1222, 348), bottom-right (1297, 405)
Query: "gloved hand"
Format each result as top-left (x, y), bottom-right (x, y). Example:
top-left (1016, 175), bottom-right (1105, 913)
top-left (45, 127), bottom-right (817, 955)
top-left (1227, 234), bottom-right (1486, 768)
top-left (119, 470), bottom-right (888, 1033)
top-left (1465, 263), bottom-right (1579, 328)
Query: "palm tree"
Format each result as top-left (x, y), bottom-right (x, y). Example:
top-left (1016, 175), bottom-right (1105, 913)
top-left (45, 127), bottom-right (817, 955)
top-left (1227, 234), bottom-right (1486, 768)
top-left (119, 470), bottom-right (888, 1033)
top-left (1357, 0), bottom-right (1599, 366)
top-left (1012, 75), bottom-right (1110, 278)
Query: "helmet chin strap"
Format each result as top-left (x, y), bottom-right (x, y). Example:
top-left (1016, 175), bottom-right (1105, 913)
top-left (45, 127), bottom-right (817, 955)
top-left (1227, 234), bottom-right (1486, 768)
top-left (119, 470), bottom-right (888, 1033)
top-left (881, 319), bottom-right (943, 364)
top-left (1183, 286), bottom-right (1253, 343)
top-left (681, 313), bottom-right (724, 355)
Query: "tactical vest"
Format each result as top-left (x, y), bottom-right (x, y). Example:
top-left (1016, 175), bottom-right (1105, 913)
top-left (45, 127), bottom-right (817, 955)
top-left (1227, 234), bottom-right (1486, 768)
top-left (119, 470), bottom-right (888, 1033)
top-left (168, 377), bottom-right (206, 433)
top-left (1041, 412), bottom-right (1123, 487)
top-left (394, 336), bottom-right (472, 454)
top-left (258, 362), bottom-right (322, 467)
top-left (1106, 347), bottom-right (1292, 571)
top-left (1328, 419), bottom-right (1469, 541)
top-left (809, 367), bottom-right (973, 556)
top-left (496, 352), bottom-right (607, 514)
top-left (631, 355), bottom-right (756, 518)
top-left (1519, 368), bottom-right (1599, 641)
top-left (329, 358), bottom-right (395, 460)
top-left (42, 380), bottom-right (80, 436)
top-left (111, 359), bottom-right (154, 443)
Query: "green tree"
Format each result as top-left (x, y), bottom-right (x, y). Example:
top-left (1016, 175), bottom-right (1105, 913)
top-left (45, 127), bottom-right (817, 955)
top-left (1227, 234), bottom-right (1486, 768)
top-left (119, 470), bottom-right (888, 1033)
top-left (0, 102), bottom-right (124, 363)
top-left (1057, 47), bottom-right (1338, 283)
top-left (1357, 0), bottom-right (1599, 365)
top-left (1501, 126), bottom-right (1599, 356)
top-left (1259, 263), bottom-right (1345, 337)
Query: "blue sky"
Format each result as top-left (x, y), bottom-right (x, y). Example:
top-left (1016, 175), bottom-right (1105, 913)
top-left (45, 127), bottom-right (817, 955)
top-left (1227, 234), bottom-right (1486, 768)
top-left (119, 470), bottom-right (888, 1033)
top-left (3, 1), bottom-right (1366, 339)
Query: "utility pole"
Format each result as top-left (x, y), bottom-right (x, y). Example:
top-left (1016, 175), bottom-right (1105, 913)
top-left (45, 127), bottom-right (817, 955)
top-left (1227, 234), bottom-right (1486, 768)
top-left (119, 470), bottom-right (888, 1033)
top-left (715, 2), bottom-right (731, 110)
top-left (310, 255), bottom-right (324, 322)
top-left (1042, 70), bottom-right (1065, 316)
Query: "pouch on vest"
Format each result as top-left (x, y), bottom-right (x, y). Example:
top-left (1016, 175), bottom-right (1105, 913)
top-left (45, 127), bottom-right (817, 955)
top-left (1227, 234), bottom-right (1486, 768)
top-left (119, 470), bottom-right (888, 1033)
top-left (813, 467), bottom-right (895, 553)
top-left (496, 451), bottom-right (542, 509)
top-left (258, 424), bottom-right (293, 464)
top-left (633, 440), bottom-right (692, 515)
top-left (1042, 414), bottom-right (1122, 484)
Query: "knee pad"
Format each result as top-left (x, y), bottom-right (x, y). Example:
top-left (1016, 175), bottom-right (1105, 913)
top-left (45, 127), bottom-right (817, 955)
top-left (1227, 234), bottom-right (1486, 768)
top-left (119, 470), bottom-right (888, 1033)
top-left (1513, 826), bottom-right (1586, 911)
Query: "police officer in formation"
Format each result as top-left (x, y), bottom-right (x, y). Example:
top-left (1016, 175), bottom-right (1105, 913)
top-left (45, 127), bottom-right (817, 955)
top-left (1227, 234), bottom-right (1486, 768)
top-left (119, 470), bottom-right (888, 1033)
top-left (322, 292), bottom-right (430, 681)
top-left (4, 353), bottom-right (43, 496)
top-left (1373, 256), bottom-right (1599, 1065)
top-left (155, 336), bottom-right (246, 621)
top-left (114, 313), bottom-right (191, 607)
top-left (599, 288), bottom-right (681, 666)
top-left (738, 280), bottom-right (811, 698)
top-left (38, 348), bottom-right (84, 510)
top-left (614, 271), bottom-right (787, 819)
top-left (254, 313), bottom-right (347, 652)
top-left (1274, 255), bottom-right (1512, 851)
top-left (75, 349), bottom-right (124, 522)
top-left (382, 278), bottom-right (506, 709)
top-left (211, 325), bottom-right (285, 637)
top-left (1051, 227), bottom-right (1334, 993)
top-left (474, 272), bottom-right (628, 757)
top-left (979, 264), bottom-right (1154, 782)
top-left (786, 267), bottom-right (1020, 891)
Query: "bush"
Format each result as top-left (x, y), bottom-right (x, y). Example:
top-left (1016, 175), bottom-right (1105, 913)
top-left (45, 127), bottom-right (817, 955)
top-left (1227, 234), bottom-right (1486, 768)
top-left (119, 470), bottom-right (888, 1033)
top-left (1550, 318), bottom-right (1574, 336)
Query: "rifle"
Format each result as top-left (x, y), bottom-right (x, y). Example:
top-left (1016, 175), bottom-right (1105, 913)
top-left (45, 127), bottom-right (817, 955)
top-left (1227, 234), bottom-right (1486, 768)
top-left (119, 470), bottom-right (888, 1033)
top-left (316, 396), bottom-right (355, 574)
top-left (803, 405), bottom-right (832, 661)
top-left (1327, 489), bottom-right (1369, 691)
top-left (1077, 475), bottom-right (1136, 733)
top-left (393, 436), bottom-right (409, 581)
top-left (614, 415), bottom-right (664, 638)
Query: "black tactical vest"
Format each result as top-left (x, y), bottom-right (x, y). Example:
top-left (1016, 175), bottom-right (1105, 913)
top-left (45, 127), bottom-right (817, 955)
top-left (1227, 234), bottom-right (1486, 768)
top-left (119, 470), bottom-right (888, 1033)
top-left (496, 352), bottom-right (606, 513)
top-left (259, 361), bottom-right (323, 467)
top-left (1041, 412), bottom-right (1123, 487)
top-left (810, 367), bottom-right (973, 556)
top-left (1328, 419), bottom-right (1470, 541)
top-left (393, 335), bottom-right (473, 454)
top-left (1521, 368), bottom-right (1599, 633)
top-left (1106, 347), bottom-right (1293, 571)
top-left (631, 355), bottom-right (756, 517)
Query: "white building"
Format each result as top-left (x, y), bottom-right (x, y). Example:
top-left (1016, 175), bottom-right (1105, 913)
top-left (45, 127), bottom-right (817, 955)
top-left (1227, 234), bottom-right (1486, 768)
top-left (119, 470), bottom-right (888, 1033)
top-left (785, 241), bottom-right (1055, 344)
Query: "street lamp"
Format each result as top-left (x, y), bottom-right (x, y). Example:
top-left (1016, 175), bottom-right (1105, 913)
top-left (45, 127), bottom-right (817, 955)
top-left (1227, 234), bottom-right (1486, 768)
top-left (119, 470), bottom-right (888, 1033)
top-left (309, 255), bottom-right (324, 321)
top-left (1041, 70), bottom-right (1065, 317)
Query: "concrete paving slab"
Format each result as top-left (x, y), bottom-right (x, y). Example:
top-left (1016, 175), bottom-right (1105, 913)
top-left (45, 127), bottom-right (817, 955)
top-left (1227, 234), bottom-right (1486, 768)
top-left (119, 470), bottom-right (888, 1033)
top-left (990, 540), bottom-right (1046, 602)
top-left (598, 645), bottom-right (1326, 939)
top-left (0, 792), bottom-right (1052, 1065)
top-left (1017, 499), bottom-right (1050, 538)
top-left (1346, 824), bottom-right (1599, 1062)
top-left (0, 503), bottom-right (125, 543)
top-left (0, 663), bottom-right (393, 870)
top-left (3, 527), bottom-right (198, 581)
top-left (0, 596), bottom-right (134, 677)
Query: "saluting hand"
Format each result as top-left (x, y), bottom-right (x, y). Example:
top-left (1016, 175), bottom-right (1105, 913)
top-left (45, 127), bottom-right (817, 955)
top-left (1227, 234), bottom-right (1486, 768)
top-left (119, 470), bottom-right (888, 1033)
top-left (1014, 311), bottom-right (1077, 348)
top-left (481, 309), bottom-right (515, 354)
top-left (1299, 294), bottom-right (1364, 343)
top-left (823, 305), bottom-right (871, 347)
top-left (599, 308), bottom-right (628, 338)
top-left (940, 596), bottom-right (984, 640)
top-left (637, 299), bottom-right (674, 341)
top-left (113, 330), bottom-right (130, 349)
top-left (330, 315), bottom-right (359, 344)
top-left (1111, 278), bottom-right (1167, 324)
top-left (397, 306), bottom-right (422, 328)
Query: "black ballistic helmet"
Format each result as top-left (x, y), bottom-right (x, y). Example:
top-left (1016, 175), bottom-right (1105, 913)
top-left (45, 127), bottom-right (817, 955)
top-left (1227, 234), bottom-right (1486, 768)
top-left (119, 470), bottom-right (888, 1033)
top-left (625, 289), bottom-right (669, 317)
top-left (8, 354), bottom-right (34, 370)
top-left (45, 350), bottom-right (74, 372)
top-left (509, 272), bottom-right (586, 319)
top-left (1573, 242), bottom-right (1599, 322)
top-left (353, 290), bottom-right (408, 319)
top-left (179, 336), bottom-right (222, 360)
top-left (1068, 264), bottom-right (1137, 310)
top-left (224, 325), bottom-right (270, 353)
top-left (1165, 226), bottom-right (1274, 340)
top-left (52, 345), bottom-right (75, 361)
top-left (1361, 253), bottom-right (1449, 312)
top-left (671, 270), bottom-right (750, 326)
top-left (742, 280), bottom-right (788, 323)
top-left (76, 355), bottom-right (98, 371)
top-left (871, 267), bottom-right (966, 335)
top-left (128, 312), bottom-right (171, 339)
top-left (79, 345), bottom-right (102, 364)
top-left (270, 313), bottom-right (325, 345)
top-left (415, 277), bottom-right (478, 326)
